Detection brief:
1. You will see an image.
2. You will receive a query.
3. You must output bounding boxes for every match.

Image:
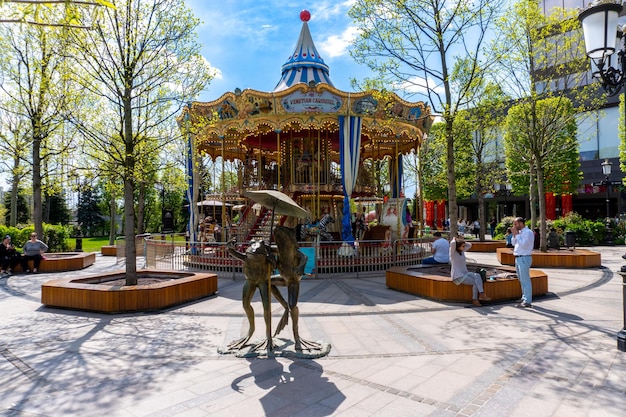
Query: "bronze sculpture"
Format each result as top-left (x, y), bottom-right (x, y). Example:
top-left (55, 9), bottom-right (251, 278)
top-left (271, 225), bottom-right (322, 352)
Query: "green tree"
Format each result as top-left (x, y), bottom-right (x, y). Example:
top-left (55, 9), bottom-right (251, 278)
top-left (491, 0), bottom-right (584, 250)
top-left (77, 186), bottom-right (105, 237)
top-left (0, 15), bottom-right (76, 238)
top-left (0, 105), bottom-right (31, 226)
top-left (44, 192), bottom-right (71, 225)
top-left (349, 0), bottom-right (505, 236)
top-left (457, 83), bottom-right (509, 239)
top-left (504, 97), bottom-right (580, 249)
top-left (3, 188), bottom-right (29, 224)
top-left (70, 0), bottom-right (213, 285)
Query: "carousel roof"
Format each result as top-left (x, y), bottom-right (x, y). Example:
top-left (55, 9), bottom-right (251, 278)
top-left (273, 10), bottom-right (333, 92)
top-left (178, 10), bottom-right (433, 162)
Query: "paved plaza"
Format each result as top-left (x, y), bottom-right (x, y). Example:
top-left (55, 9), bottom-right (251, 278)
top-left (1, 247), bottom-right (625, 417)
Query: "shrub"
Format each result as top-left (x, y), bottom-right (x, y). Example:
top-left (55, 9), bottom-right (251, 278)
top-left (0, 224), bottom-right (71, 252)
top-left (494, 212), bottom-right (609, 246)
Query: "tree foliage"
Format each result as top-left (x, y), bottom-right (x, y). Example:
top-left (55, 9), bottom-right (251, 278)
top-left (69, 0), bottom-right (213, 284)
top-left (491, 0), bottom-right (584, 250)
top-left (349, 0), bottom-right (505, 235)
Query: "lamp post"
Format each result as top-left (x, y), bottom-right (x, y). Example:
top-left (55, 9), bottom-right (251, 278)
top-left (579, 0), bottom-right (626, 351)
top-left (602, 159), bottom-right (615, 245)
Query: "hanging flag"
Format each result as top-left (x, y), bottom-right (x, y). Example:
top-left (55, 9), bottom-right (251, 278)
top-left (389, 154), bottom-right (403, 198)
top-left (339, 115), bottom-right (362, 242)
top-left (185, 108), bottom-right (198, 251)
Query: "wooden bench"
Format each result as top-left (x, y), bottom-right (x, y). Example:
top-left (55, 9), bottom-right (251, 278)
top-left (467, 240), bottom-right (507, 252)
top-left (386, 264), bottom-right (548, 303)
top-left (496, 248), bottom-right (601, 268)
top-left (13, 252), bottom-right (96, 273)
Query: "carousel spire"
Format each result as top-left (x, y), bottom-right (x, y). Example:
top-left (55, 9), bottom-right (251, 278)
top-left (273, 10), bottom-right (334, 92)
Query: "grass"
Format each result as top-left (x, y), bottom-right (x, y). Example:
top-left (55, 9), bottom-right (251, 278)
top-left (68, 236), bottom-right (110, 252)
top-left (67, 234), bottom-right (187, 252)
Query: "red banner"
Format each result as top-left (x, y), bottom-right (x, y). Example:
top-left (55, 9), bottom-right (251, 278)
top-left (545, 192), bottom-right (556, 220)
top-left (562, 194), bottom-right (573, 215)
top-left (425, 201), bottom-right (435, 227)
top-left (436, 200), bottom-right (447, 229)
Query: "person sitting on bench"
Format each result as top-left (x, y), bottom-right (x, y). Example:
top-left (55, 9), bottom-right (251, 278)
top-left (21, 233), bottom-right (48, 273)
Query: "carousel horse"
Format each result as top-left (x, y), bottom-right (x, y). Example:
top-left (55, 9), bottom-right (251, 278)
top-left (271, 225), bottom-right (322, 351)
top-left (296, 214), bottom-right (335, 242)
top-left (225, 238), bottom-right (288, 352)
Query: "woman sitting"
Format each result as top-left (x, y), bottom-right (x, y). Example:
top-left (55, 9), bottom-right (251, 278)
top-left (449, 235), bottom-right (491, 307)
top-left (21, 233), bottom-right (48, 273)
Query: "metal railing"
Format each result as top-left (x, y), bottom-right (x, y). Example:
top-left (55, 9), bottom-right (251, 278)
top-left (144, 237), bottom-right (434, 279)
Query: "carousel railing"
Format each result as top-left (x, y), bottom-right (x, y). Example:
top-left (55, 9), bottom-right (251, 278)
top-left (144, 236), bottom-right (434, 279)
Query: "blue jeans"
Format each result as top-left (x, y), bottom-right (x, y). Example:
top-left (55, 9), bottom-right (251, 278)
top-left (459, 272), bottom-right (484, 299)
top-left (422, 257), bottom-right (444, 265)
top-left (515, 255), bottom-right (532, 304)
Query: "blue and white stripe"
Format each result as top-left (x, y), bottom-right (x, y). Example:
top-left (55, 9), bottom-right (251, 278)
top-left (339, 115), bottom-right (362, 242)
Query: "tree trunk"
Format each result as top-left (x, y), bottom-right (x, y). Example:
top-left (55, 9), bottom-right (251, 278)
top-left (445, 116), bottom-right (458, 236)
top-left (109, 193), bottom-right (116, 246)
top-left (536, 163), bottom-right (548, 252)
top-left (10, 168), bottom-right (19, 227)
top-left (137, 182), bottom-right (145, 234)
top-left (123, 92), bottom-right (137, 286)
top-left (32, 136), bottom-right (43, 238)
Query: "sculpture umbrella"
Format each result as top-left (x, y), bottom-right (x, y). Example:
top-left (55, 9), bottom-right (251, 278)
top-left (244, 190), bottom-right (308, 219)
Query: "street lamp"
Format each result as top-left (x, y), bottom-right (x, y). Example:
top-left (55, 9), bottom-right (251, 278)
top-left (494, 182), bottom-right (513, 218)
top-left (602, 158), bottom-right (613, 219)
top-left (602, 159), bottom-right (615, 245)
top-left (579, 0), bottom-right (626, 352)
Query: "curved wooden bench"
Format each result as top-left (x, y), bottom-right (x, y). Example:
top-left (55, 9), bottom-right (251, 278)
top-left (496, 248), bottom-right (601, 268)
top-left (41, 270), bottom-right (218, 313)
top-left (13, 252), bottom-right (96, 273)
top-left (467, 241), bottom-right (507, 252)
top-left (386, 264), bottom-right (548, 302)
top-left (101, 245), bottom-right (117, 256)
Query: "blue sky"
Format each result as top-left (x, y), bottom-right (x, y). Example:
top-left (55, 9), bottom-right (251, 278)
top-left (185, 0), bottom-right (375, 102)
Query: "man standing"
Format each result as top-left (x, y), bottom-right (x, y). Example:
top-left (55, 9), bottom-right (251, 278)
top-left (511, 217), bottom-right (534, 307)
top-left (423, 232), bottom-right (449, 264)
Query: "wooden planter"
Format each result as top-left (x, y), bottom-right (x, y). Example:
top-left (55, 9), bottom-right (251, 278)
top-left (496, 248), bottom-right (601, 268)
top-left (41, 269), bottom-right (218, 313)
top-left (14, 252), bottom-right (96, 273)
top-left (386, 264), bottom-right (548, 303)
top-left (467, 241), bottom-right (507, 252)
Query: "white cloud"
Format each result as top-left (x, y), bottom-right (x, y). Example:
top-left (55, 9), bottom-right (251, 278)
top-left (319, 26), bottom-right (360, 59)
top-left (397, 76), bottom-right (445, 97)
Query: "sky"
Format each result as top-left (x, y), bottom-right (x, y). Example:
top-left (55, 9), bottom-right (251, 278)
top-left (185, 0), bottom-right (376, 102)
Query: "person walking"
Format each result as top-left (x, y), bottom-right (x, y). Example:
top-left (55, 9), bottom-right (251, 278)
top-left (449, 235), bottom-right (491, 307)
top-left (511, 217), bottom-right (534, 308)
top-left (422, 232), bottom-right (449, 264)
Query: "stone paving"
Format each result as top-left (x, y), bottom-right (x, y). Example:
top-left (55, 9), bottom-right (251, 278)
top-left (0, 247), bottom-right (625, 416)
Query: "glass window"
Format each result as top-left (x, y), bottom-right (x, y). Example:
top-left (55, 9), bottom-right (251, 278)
top-left (577, 111), bottom-right (598, 161)
top-left (598, 106), bottom-right (620, 158)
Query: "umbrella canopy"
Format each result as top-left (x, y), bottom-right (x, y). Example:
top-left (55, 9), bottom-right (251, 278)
top-left (196, 200), bottom-right (233, 207)
top-left (244, 190), bottom-right (308, 218)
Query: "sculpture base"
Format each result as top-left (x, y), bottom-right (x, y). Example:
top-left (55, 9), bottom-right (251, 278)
top-left (218, 337), bottom-right (331, 359)
top-left (618, 328), bottom-right (626, 352)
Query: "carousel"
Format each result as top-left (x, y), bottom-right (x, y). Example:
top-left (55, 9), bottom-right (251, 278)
top-left (181, 10), bottom-right (432, 250)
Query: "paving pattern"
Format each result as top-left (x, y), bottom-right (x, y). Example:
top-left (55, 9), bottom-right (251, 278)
top-left (1, 248), bottom-right (625, 416)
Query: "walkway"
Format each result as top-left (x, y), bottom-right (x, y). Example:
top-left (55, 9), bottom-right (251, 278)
top-left (0, 247), bottom-right (624, 416)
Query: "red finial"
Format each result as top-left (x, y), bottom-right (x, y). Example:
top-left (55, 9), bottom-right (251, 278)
top-left (300, 10), bottom-right (311, 22)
